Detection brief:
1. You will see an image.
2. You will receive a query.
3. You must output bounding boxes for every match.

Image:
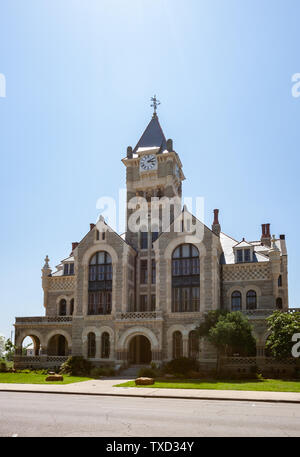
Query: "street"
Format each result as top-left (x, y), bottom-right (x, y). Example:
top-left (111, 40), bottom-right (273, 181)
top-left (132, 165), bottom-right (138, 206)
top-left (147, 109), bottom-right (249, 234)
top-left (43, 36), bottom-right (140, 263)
top-left (0, 392), bottom-right (300, 437)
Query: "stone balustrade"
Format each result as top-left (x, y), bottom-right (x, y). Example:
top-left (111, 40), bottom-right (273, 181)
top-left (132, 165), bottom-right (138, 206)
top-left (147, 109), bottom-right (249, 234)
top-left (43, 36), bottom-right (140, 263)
top-left (116, 311), bottom-right (163, 321)
top-left (15, 316), bottom-right (73, 324)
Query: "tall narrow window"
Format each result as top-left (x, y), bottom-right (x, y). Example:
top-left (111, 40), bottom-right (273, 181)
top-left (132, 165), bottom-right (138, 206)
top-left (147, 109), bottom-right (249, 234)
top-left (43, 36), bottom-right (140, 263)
top-left (101, 332), bottom-right (110, 359)
top-left (87, 332), bottom-right (96, 358)
top-left (70, 299), bottom-right (74, 315)
top-left (151, 232), bottom-right (158, 247)
top-left (278, 275), bottom-right (282, 287)
top-left (140, 260), bottom-right (148, 284)
top-left (231, 291), bottom-right (242, 311)
top-left (151, 259), bottom-right (156, 284)
top-left (140, 295), bottom-right (148, 311)
top-left (140, 231), bottom-right (148, 249)
top-left (88, 252), bottom-right (112, 315)
top-left (172, 244), bottom-right (200, 312)
top-left (246, 290), bottom-right (257, 310)
top-left (59, 299), bottom-right (67, 316)
top-left (188, 330), bottom-right (199, 359)
top-left (173, 331), bottom-right (183, 359)
top-left (276, 297), bottom-right (283, 309)
top-left (151, 295), bottom-right (156, 311)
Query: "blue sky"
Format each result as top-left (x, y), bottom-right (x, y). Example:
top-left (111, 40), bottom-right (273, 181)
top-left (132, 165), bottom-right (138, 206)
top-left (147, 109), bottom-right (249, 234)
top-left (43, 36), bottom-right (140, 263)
top-left (0, 0), bottom-right (299, 339)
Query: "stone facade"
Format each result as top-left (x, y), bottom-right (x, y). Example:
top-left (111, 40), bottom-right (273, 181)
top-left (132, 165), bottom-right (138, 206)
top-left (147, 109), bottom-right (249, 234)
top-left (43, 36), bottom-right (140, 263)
top-left (14, 113), bottom-right (290, 370)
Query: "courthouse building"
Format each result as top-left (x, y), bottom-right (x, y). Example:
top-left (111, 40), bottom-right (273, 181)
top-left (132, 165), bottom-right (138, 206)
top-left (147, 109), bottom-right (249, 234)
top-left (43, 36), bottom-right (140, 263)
top-left (14, 102), bottom-right (289, 370)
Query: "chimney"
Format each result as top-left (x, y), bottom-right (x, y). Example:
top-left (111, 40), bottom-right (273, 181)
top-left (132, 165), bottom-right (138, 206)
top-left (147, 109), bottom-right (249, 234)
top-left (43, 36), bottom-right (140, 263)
top-left (90, 223), bottom-right (95, 231)
top-left (127, 146), bottom-right (133, 159)
top-left (72, 242), bottom-right (79, 252)
top-left (261, 223), bottom-right (271, 246)
top-left (212, 209), bottom-right (221, 236)
top-left (280, 234), bottom-right (285, 240)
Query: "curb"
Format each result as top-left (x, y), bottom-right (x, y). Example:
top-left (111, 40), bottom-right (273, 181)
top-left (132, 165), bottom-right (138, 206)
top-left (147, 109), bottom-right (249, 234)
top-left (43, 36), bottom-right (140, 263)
top-left (1, 388), bottom-right (300, 404)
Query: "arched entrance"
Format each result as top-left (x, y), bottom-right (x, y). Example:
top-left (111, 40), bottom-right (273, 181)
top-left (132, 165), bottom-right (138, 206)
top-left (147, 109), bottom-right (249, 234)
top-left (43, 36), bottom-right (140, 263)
top-left (47, 334), bottom-right (68, 356)
top-left (129, 335), bottom-right (151, 364)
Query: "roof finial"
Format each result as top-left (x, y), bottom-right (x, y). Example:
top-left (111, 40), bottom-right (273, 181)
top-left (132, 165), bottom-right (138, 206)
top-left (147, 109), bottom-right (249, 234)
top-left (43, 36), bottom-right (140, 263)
top-left (150, 94), bottom-right (161, 118)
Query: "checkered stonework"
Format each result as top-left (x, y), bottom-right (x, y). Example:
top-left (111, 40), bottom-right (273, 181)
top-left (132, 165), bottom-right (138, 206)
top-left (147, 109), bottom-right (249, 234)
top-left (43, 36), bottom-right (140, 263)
top-left (223, 264), bottom-right (270, 282)
top-left (48, 277), bottom-right (76, 291)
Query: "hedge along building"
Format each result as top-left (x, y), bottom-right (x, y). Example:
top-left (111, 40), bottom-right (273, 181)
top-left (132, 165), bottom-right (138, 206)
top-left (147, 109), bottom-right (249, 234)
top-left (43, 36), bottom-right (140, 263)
top-left (14, 101), bottom-right (289, 370)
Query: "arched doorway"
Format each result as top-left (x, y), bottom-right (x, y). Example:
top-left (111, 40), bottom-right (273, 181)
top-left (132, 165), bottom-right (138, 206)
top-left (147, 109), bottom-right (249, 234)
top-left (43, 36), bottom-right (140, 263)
top-left (129, 335), bottom-right (151, 364)
top-left (21, 335), bottom-right (41, 356)
top-left (47, 334), bottom-right (68, 356)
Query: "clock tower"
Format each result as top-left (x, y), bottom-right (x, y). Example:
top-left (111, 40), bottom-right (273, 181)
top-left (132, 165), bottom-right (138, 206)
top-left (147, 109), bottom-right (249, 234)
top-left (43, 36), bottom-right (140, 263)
top-left (122, 98), bottom-right (185, 250)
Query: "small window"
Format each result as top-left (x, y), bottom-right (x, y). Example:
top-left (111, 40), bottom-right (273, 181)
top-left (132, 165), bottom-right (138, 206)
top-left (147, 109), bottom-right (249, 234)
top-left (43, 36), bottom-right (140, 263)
top-left (70, 299), bottom-right (74, 315)
top-left (236, 250), bottom-right (243, 263)
top-left (244, 249), bottom-right (251, 262)
top-left (140, 231), bottom-right (148, 249)
top-left (101, 332), bottom-right (110, 358)
top-left (231, 291), bottom-right (242, 311)
top-left (140, 260), bottom-right (148, 284)
top-left (151, 295), bottom-right (156, 311)
top-left (276, 297), bottom-right (283, 309)
top-left (151, 259), bottom-right (156, 284)
top-left (59, 299), bottom-right (67, 316)
top-left (151, 232), bottom-right (158, 247)
top-left (140, 295), bottom-right (148, 311)
top-left (88, 333), bottom-right (96, 358)
top-left (246, 290), bottom-right (257, 310)
top-left (278, 275), bottom-right (282, 287)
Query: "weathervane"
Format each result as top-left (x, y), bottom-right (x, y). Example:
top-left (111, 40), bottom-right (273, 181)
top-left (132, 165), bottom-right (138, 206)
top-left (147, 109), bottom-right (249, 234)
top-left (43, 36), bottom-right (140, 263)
top-left (151, 95), bottom-right (161, 118)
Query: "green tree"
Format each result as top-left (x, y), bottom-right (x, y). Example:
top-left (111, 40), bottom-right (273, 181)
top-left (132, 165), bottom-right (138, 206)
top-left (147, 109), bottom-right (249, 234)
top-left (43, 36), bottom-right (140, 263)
top-left (0, 336), bottom-right (5, 360)
top-left (266, 310), bottom-right (300, 359)
top-left (4, 338), bottom-right (16, 361)
top-left (196, 311), bottom-right (256, 373)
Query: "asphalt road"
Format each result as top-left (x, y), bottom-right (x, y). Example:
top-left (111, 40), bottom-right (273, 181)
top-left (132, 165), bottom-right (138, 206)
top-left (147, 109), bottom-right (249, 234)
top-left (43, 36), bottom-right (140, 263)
top-left (0, 392), bottom-right (300, 437)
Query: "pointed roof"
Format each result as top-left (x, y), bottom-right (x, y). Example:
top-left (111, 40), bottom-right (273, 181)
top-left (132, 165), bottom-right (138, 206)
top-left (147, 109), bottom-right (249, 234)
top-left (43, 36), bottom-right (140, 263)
top-left (133, 115), bottom-right (167, 154)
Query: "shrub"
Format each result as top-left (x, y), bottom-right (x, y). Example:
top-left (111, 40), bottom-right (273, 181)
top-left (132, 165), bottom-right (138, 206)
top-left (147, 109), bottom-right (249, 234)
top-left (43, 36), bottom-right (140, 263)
top-left (164, 357), bottom-right (199, 375)
top-left (137, 367), bottom-right (156, 378)
top-left (90, 366), bottom-right (116, 378)
top-left (59, 356), bottom-right (92, 376)
top-left (0, 362), bottom-right (7, 372)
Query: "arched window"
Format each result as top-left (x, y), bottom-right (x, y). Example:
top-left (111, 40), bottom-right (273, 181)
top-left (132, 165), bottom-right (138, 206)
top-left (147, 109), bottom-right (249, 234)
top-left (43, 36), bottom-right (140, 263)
top-left (172, 244), bottom-right (200, 312)
top-left (276, 297), bottom-right (283, 310)
top-left (246, 290), bottom-right (257, 310)
top-left (59, 299), bottom-right (67, 316)
top-left (231, 291), bottom-right (242, 311)
top-left (88, 252), bottom-right (112, 315)
top-left (172, 331), bottom-right (183, 359)
top-left (87, 332), bottom-right (96, 358)
top-left (70, 299), bottom-right (74, 315)
top-left (278, 275), bottom-right (282, 287)
top-left (188, 330), bottom-right (199, 359)
top-left (101, 332), bottom-right (110, 359)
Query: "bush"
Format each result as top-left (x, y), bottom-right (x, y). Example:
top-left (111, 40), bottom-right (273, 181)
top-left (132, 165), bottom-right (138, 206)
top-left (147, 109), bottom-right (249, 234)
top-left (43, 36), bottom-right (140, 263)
top-left (59, 356), bottom-right (92, 376)
top-left (0, 362), bottom-right (7, 372)
top-left (90, 366), bottom-right (116, 378)
top-left (137, 367), bottom-right (156, 378)
top-left (164, 358), bottom-right (199, 375)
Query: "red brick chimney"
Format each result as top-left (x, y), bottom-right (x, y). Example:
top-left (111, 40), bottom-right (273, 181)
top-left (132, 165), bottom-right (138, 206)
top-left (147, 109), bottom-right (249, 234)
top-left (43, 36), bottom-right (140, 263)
top-left (212, 209), bottom-right (221, 236)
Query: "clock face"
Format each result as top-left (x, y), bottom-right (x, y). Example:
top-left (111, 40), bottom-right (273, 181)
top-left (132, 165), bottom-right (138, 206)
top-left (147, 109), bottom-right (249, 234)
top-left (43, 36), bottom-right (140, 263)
top-left (140, 154), bottom-right (157, 171)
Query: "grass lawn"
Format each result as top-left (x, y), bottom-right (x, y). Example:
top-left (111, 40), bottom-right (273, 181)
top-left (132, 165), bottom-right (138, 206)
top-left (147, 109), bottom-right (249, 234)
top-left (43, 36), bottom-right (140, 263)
top-left (115, 378), bottom-right (300, 393)
top-left (0, 372), bottom-right (92, 385)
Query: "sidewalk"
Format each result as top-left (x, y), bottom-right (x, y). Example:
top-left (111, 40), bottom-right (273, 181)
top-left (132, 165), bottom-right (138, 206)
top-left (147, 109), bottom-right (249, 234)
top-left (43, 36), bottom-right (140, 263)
top-left (1, 378), bottom-right (300, 403)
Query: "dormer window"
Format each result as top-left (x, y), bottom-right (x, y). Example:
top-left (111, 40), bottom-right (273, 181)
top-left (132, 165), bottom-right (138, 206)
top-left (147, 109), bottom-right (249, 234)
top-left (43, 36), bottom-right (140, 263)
top-left (236, 249), bottom-right (252, 263)
top-left (63, 263), bottom-right (74, 275)
top-left (233, 240), bottom-right (254, 263)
